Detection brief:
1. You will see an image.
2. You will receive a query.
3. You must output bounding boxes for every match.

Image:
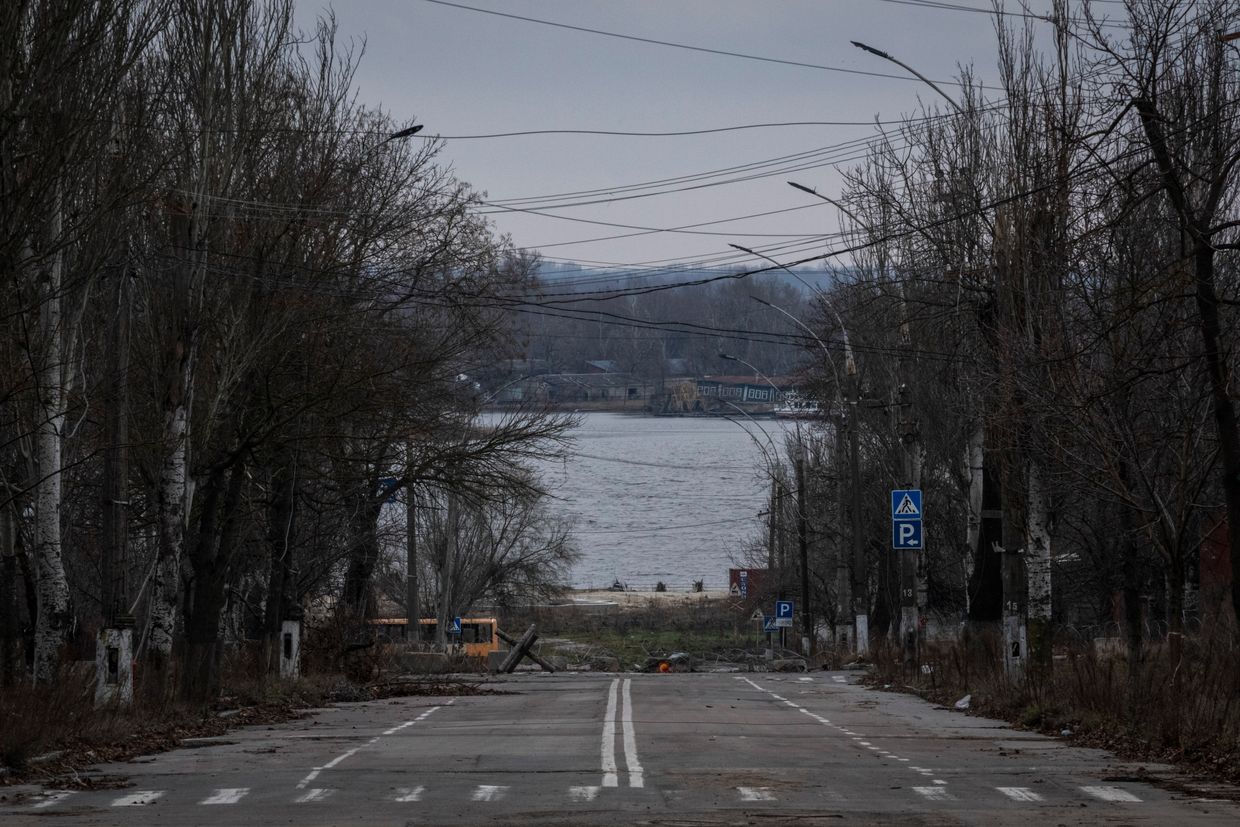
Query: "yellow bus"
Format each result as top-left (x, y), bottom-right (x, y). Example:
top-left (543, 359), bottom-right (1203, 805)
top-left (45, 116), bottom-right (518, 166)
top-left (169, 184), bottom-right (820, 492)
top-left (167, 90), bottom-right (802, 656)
top-left (368, 617), bottom-right (500, 658)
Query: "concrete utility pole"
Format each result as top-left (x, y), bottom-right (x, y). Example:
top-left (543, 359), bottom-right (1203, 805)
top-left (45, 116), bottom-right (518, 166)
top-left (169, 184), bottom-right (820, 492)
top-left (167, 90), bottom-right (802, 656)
top-left (796, 448), bottom-right (812, 654)
top-left (767, 478), bottom-right (778, 571)
top-left (1, 505), bottom-right (16, 688)
top-left (97, 266), bottom-right (134, 706)
top-left (835, 415), bottom-right (851, 650)
top-left (406, 478), bottom-right (420, 630)
top-left (897, 384), bottom-right (920, 669)
top-left (1001, 461), bottom-right (1028, 679)
top-left (848, 362), bottom-right (868, 656)
top-left (897, 302), bottom-right (921, 671)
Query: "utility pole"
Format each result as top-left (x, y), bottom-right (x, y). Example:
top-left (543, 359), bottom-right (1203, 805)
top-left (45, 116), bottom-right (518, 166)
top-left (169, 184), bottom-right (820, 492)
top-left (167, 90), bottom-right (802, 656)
top-left (767, 478), bottom-right (777, 571)
top-left (897, 301), bottom-right (921, 671)
top-left (1, 504), bottom-right (15, 687)
top-left (897, 384), bottom-right (920, 670)
top-left (1001, 459), bottom-right (1027, 679)
top-left (796, 448), bottom-right (812, 655)
top-left (97, 264), bottom-right (134, 706)
top-left (848, 364), bottom-right (868, 656)
top-left (835, 414), bottom-right (851, 650)
top-left (406, 476), bottom-right (420, 632)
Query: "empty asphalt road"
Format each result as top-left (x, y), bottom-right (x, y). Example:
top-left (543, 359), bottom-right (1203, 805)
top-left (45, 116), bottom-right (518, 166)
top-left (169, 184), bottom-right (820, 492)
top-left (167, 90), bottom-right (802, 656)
top-left (5, 671), bottom-right (1237, 825)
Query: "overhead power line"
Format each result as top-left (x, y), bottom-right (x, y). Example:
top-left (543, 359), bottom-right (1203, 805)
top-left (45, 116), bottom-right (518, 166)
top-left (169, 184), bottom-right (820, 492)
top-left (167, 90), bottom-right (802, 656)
top-left (421, 0), bottom-right (1001, 89)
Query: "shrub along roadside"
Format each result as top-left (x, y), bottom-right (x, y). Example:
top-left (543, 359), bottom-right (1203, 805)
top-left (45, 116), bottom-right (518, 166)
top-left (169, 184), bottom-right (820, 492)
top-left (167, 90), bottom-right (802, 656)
top-left (868, 627), bottom-right (1240, 786)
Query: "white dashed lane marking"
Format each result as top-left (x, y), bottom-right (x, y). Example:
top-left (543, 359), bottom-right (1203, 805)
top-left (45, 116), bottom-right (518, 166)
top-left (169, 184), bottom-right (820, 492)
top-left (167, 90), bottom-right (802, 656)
top-left (297, 699), bottom-right (454, 789)
top-left (394, 786), bottom-right (424, 802)
top-left (295, 788), bottom-right (333, 804)
top-left (738, 786), bottom-right (776, 802)
top-left (998, 786), bottom-right (1044, 802)
top-left (30, 791), bottom-right (74, 809)
top-left (201, 788), bottom-right (248, 805)
top-left (568, 785), bottom-right (601, 802)
top-left (913, 786), bottom-right (955, 801)
top-left (112, 790), bottom-right (164, 807)
top-left (472, 785), bottom-right (509, 802)
top-left (1082, 785), bottom-right (1142, 803)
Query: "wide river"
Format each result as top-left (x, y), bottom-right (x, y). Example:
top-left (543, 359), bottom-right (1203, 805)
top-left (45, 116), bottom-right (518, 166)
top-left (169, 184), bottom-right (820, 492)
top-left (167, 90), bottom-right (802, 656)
top-left (535, 412), bottom-right (792, 590)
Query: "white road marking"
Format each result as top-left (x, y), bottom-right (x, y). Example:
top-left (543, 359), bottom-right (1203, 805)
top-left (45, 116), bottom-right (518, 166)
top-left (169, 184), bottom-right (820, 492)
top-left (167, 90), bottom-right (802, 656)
top-left (568, 785), bottom-right (601, 802)
top-left (832, 676), bottom-right (847, 683)
top-left (300, 704), bottom-right (447, 789)
top-left (112, 790), bottom-right (164, 806)
top-left (738, 786), bottom-right (776, 801)
top-left (201, 788), bottom-right (248, 805)
top-left (472, 785), bottom-right (509, 802)
top-left (998, 787), bottom-right (1043, 802)
top-left (798, 677), bottom-right (813, 682)
top-left (621, 678), bottom-right (644, 788)
top-left (31, 791), bottom-right (74, 809)
top-left (1081, 785), bottom-right (1141, 803)
top-left (295, 788), bottom-right (332, 803)
top-left (913, 786), bottom-right (954, 801)
top-left (394, 786), bottom-right (424, 802)
top-left (859, 741), bottom-right (872, 746)
top-left (601, 678), bottom-right (619, 787)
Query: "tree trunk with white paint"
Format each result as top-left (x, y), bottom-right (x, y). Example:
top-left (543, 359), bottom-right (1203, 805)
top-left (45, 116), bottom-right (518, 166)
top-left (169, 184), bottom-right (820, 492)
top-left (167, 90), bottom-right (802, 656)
top-left (148, 360), bottom-right (193, 692)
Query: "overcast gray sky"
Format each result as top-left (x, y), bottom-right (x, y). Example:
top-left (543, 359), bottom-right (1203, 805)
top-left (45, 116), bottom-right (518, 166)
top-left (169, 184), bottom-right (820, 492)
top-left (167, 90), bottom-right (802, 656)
top-left (292, 1), bottom-right (1079, 271)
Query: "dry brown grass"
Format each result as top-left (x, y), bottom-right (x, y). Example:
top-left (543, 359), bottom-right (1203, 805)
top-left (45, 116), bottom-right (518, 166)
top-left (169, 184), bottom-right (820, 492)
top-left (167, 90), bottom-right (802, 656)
top-left (870, 626), bottom-right (1240, 783)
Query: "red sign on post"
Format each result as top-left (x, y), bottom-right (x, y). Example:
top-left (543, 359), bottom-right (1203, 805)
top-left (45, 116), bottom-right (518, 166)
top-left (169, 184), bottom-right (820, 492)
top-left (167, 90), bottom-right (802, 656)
top-left (728, 568), bottom-right (767, 599)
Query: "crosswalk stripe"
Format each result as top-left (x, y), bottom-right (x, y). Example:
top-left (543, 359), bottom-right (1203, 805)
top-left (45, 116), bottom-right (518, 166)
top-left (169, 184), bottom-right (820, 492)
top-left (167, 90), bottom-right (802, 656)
top-left (997, 786), bottom-right (1043, 802)
top-left (201, 788), bottom-right (248, 805)
top-left (737, 786), bottom-right (776, 802)
top-left (913, 786), bottom-right (955, 801)
top-left (568, 785), bottom-right (601, 802)
top-left (31, 791), bottom-right (74, 809)
top-left (472, 785), bottom-right (509, 802)
top-left (295, 788), bottom-right (333, 803)
top-left (1081, 785), bottom-right (1141, 803)
top-left (112, 790), bottom-right (164, 807)
top-left (394, 786), bottom-right (424, 802)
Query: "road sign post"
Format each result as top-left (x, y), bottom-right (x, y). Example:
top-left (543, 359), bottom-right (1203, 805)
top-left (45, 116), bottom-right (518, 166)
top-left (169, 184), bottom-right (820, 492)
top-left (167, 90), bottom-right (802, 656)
top-left (892, 489), bottom-right (923, 670)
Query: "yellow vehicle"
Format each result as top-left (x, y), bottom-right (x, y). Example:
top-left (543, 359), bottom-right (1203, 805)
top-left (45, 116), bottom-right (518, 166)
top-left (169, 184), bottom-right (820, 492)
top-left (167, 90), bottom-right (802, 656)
top-left (368, 617), bottom-right (500, 658)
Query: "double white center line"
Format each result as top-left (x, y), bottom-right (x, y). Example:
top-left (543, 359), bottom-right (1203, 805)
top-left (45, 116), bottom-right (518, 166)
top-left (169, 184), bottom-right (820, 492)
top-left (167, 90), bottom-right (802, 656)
top-left (601, 678), bottom-right (644, 788)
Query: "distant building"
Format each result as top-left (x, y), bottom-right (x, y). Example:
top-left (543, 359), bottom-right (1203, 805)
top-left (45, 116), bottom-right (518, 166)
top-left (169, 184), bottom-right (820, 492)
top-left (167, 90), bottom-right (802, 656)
top-left (696, 375), bottom-right (796, 405)
top-left (584, 359), bottom-right (621, 374)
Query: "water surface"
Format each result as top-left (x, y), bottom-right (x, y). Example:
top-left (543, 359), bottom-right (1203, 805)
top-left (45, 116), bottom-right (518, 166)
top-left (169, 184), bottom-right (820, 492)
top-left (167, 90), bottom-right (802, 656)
top-left (537, 413), bottom-right (791, 590)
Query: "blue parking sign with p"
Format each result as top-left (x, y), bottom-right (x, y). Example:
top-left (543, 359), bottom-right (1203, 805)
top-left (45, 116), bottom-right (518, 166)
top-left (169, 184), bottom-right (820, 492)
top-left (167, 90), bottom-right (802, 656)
top-left (893, 519), bottom-right (922, 549)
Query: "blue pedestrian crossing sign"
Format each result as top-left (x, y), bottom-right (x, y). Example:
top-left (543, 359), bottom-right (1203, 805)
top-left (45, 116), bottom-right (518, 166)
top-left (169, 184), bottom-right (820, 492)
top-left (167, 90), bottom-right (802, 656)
top-left (891, 489), bottom-right (924, 550)
top-left (891, 490), bottom-right (922, 518)
top-left (449, 616), bottom-right (462, 634)
top-left (762, 616), bottom-right (779, 634)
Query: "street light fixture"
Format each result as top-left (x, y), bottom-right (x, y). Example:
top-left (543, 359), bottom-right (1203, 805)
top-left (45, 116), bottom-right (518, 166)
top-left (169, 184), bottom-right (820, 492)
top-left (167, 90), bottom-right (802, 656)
top-left (850, 41), bottom-right (963, 115)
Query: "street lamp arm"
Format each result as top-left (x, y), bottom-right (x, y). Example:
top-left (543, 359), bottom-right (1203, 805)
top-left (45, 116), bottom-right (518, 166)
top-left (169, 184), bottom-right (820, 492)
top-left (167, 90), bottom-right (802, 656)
top-left (850, 41), bottom-right (964, 115)
top-left (718, 351), bottom-right (782, 395)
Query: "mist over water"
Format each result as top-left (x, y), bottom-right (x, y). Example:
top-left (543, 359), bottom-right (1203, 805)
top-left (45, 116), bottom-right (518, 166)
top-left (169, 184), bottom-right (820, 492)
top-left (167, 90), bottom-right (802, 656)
top-left (535, 413), bottom-right (792, 590)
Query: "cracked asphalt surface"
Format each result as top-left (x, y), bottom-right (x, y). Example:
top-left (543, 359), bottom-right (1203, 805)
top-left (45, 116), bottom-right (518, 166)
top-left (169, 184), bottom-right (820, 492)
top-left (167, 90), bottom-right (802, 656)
top-left (4, 670), bottom-right (1238, 825)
